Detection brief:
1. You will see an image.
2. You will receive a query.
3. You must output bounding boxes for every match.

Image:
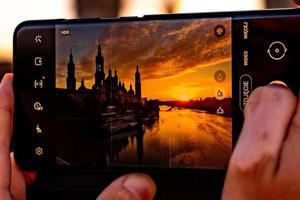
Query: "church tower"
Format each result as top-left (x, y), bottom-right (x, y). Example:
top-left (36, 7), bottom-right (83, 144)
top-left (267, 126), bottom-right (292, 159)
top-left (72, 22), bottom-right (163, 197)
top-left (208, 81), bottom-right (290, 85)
top-left (105, 65), bottom-right (113, 87)
top-left (66, 49), bottom-right (76, 90)
top-left (128, 83), bottom-right (134, 95)
top-left (135, 65), bottom-right (141, 102)
top-left (78, 77), bottom-right (87, 92)
top-left (108, 65), bottom-right (112, 77)
top-left (113, 66), bottom-right (118, 87)
top-left (93, 41), bottom-right (105, 90)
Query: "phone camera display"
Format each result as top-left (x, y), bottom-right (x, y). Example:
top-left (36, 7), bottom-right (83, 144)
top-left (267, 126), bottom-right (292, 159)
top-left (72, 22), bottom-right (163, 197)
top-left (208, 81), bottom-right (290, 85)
top-left (52, 18), bottom-right (232, 169)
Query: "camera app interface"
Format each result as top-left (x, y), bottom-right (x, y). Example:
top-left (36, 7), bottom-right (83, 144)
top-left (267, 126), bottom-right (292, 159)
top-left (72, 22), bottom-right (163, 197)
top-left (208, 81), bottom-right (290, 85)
top-left (55, 18), bottom-right (232, 168)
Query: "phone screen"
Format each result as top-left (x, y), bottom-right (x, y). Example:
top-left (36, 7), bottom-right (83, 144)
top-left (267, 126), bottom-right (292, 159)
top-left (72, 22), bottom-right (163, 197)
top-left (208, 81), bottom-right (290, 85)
top-left (54, 18), bottom-right (232, 168)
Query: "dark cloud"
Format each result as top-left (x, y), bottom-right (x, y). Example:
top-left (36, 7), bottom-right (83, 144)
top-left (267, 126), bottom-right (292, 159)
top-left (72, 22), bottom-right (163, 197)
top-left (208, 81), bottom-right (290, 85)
top-left (56, 18), bottom-right (231, 89)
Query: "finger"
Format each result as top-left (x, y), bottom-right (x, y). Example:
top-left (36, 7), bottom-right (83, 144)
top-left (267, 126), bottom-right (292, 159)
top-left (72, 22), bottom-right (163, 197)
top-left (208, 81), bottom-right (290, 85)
top-left (0, 74), bottom-right (14, 192)
top-left (294, 0), bottom-right (300, 6)
top-left (10, 153), bottom-right (37, 200)
top-left (230, 85), bottom-right (297, 177)
top-left (277, 93), bottom-right (300, 189)
top-left (10, 153), bottom-right (26, 200)
top-left (0, 73), bottom-right (14, 147)
top-left (97, 173), bottom-right (156, 200)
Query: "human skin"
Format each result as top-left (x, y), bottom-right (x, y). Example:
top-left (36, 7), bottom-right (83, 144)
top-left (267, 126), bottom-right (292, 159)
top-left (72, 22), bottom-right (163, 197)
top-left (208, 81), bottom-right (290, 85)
top-left (0, 74), bottom-right (36, 200)
top-left (222, 84), bottom-right (300, 200)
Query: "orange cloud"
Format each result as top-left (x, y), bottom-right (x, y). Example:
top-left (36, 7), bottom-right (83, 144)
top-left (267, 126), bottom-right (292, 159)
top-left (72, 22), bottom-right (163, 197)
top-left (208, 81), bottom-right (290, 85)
top-left (56, 18), bottom-right (231, 100)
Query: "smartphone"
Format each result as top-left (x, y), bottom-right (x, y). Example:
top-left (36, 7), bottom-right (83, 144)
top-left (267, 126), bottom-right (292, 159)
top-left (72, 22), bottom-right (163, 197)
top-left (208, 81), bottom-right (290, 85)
top-left (13, 8), bottom-right (300, 198)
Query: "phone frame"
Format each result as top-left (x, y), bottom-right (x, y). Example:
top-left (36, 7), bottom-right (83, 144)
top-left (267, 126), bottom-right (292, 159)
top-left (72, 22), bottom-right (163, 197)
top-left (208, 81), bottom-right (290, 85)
top-left (13, 8), bottom-right (300, 199)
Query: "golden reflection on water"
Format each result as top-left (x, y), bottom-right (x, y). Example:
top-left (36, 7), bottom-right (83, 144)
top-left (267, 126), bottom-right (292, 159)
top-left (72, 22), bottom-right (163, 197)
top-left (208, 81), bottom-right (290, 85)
top-left (114, 105), bottom-right (232, 169)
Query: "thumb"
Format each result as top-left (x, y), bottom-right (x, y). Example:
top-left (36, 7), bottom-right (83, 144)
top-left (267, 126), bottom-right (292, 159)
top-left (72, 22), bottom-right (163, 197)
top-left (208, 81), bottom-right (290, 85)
top-left (97, 173), bottom-right (156, 200)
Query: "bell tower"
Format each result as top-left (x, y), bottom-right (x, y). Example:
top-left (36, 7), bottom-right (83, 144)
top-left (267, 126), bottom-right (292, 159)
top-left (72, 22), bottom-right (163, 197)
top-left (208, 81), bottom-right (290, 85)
top-left (66, 48), bottom-right (76, 90)
top-left (135, 65), bottom-right (141, 102)
top-left (93, 41), bottom-right (105, 90)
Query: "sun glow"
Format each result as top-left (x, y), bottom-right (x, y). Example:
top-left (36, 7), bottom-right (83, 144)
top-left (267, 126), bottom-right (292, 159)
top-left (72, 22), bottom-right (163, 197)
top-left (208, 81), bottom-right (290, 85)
top-left (170, 86), bottom-right (198, 101)
top-left (179, 92), bottom-right (189, 101)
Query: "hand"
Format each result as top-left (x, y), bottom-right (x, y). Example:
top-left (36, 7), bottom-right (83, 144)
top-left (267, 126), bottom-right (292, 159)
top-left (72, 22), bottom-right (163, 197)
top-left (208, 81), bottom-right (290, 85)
top-left (0, 74), bottom-right (36, 200)
top-left (222, 84), bottom-right (300, 199)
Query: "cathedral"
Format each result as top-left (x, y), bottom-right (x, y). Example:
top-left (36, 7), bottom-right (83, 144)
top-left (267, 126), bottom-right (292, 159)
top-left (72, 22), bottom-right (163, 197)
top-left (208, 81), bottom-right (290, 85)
top-left (65, 41), bottom-right (142, 107)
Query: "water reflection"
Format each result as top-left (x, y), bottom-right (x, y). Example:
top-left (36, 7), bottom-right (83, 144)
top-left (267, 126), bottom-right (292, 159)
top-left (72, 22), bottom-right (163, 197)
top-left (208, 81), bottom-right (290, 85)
top-left (110, 105), bottom-right (232, 169)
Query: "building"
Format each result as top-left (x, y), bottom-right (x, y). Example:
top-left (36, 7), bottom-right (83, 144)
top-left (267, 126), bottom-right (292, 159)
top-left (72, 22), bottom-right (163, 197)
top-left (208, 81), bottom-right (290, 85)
top-left (65, 41), bottom-right (142, 110)
top-left (66, 49), bottom-right (76, 90)
top-left (135, 65), bottom-right (141, 101)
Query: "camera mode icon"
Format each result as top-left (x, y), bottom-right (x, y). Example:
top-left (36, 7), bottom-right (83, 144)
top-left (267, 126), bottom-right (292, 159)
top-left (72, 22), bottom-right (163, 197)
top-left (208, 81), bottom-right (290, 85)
top-left (214, 70), bottom-right (226, 83)
top-left (34, 79), bottom-right (43, 89)
top-left (35, 147), bottom-right (43, 156)
top-left (34, 102), bottom-right (44, 111)
top-left (216, 89), bottom-right (225, 100)
top-left (34, 35), bottom-right (42, 43)
top-left (216, 107), bottom-right (224, 115)
top-left (34, 57), bottom-right (43, 66)
top-left (36, 124), bottom-right (42, 134)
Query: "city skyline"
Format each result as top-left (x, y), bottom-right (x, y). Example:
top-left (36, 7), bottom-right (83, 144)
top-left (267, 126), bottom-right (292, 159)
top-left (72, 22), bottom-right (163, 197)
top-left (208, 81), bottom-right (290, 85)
top-left (56, 18), bottom-right (232, 101)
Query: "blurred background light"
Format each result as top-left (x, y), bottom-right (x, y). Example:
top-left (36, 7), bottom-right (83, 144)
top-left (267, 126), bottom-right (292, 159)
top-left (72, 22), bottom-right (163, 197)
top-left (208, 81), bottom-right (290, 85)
top-left (176, 0), bottom-right (265, 13)
top-left (119, 0), bottom-right (265, 17)
top-left (0, 0), bottom-right (76, 63)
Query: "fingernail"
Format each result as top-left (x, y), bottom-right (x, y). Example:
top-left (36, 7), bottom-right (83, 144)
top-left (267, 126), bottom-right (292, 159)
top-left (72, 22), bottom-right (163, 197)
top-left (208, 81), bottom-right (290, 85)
top-left (268, 80), bottom-right (290, 90)
top-left (0, 73), bottom-right (13, 90)
top-left (123, 173), bottom-right (156, 200)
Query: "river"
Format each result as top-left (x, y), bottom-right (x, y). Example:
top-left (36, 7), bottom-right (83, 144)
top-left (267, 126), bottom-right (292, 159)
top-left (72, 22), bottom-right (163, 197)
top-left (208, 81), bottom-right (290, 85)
top-left (110, 105), bottom-right (232, 169)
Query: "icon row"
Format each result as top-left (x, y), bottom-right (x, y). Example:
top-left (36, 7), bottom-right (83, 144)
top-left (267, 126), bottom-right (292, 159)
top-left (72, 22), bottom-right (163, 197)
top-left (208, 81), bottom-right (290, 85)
top-left (35, 126), bottom-right (43, 156)
top-left (241, 21), bottom-right (287, 61)
top-left (241, 41), bottom-right (287, 63)
top-left (33, 34), bottom-right (46, 158)
top-left (214, 70), bottom-right (226, 116)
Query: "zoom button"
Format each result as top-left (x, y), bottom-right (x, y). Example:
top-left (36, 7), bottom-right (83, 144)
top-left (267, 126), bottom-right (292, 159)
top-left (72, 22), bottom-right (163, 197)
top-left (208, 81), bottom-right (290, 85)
top-left (239, 74), bottom-right (253, 111)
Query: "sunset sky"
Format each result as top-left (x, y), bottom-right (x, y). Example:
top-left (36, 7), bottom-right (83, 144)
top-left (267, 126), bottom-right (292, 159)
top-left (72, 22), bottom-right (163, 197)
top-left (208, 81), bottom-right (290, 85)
top-left (56, 18), bottom-right (232, 101)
